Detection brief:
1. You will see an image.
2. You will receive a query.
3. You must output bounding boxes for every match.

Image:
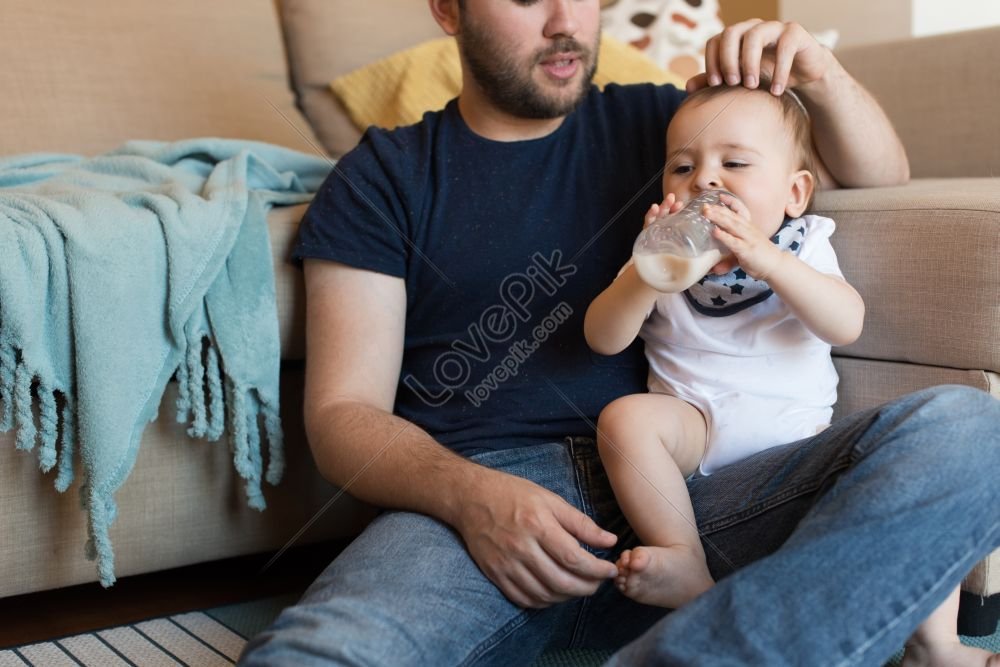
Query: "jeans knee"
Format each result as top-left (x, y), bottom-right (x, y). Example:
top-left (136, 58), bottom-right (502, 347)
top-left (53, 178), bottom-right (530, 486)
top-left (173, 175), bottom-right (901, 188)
top-left (911, 385), bottom-right (998, 449)
top-left (918, 383), bottom-right (995, 411)
top-left (883, 385), bottom-right (1000, 487)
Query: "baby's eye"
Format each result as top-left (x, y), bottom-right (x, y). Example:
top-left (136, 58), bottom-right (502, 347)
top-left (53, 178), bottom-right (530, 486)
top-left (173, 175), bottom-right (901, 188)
top-left (672, 165), bottom-right (693, 174)
top-left (724, 161), bottom-right (749, 168)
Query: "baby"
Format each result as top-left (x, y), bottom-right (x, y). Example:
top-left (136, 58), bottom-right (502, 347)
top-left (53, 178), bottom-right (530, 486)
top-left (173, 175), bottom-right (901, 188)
top-left (585, 82), bottom-right (994, 667)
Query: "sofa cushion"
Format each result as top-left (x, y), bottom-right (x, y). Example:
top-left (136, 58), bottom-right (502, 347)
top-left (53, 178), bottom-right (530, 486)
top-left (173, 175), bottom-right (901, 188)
top-left (1, 0), bottom-right (320, 157)
top-left (814, 178), bottom-right (1000, 373)
top-left (279, 0), bottom-right (443, 157)
top-left (329, 35), bottom-right (685, 133)
top-left (833, 357), bottom-right (999, 420)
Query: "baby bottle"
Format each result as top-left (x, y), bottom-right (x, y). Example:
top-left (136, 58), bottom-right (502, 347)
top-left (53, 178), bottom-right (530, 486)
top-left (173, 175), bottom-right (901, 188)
top-left (632, 189), bottom-right (733, 292)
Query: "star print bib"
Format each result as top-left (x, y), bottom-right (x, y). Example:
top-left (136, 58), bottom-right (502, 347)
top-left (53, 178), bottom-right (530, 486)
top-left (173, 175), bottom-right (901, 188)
top-left (683, 218), bottom-right (806, 317)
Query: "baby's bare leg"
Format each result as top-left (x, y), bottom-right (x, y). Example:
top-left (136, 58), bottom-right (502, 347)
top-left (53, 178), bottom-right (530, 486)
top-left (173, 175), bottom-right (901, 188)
top-left (901, 585), bottom-right (1000, 667)
top-left (597, 393), bottom-right (713, 608)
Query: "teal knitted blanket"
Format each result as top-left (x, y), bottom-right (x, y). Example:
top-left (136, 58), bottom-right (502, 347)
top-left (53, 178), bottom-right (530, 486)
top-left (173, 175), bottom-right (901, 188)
top-left (0, 139), bottom-right (331, 586)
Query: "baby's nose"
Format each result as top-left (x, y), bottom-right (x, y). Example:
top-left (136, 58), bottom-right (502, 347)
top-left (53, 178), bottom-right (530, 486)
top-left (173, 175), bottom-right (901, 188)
top-left (695, 173), bottom-right (722, 191)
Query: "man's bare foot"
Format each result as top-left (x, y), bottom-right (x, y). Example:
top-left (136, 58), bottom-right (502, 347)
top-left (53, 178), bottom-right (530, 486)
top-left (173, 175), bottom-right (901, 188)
top-left (614, 545), bottom-right (714, 609)
top-left (900, 639), bottom-right (1000, 667)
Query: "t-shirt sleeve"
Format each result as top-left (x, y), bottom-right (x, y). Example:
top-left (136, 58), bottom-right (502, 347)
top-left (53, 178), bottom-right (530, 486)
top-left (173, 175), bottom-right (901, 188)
top-left (292, 133), bottom-right (411, 278)
top-left (798, 215), bottom-right (844, 279)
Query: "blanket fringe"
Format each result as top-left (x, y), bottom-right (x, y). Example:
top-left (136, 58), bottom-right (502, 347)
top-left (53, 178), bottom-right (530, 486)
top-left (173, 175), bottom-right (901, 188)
top-left (225, 378), bottom-right (285, 512)
top-left (55, 396), bottom-right (76, 492)
top-left (175, 337), bottom-right (228, 442)
top-left (175, 353), bottom-right (191, 424)
top-left (0, 344), bottom-right (73, 481)
top-left (205, 345), bottom-right (225, 441)
top-left (37, 383), bottom-right (58, 472)
top-left (186, 339), bottom-right (208, 439)
top-left (13, 362), bottom-right (36, 452)
top-left (262, 398), bottom-right (284, 486)
top-left (173, 336), bottom-right (284, 512)
top-left (83, 481), bottom-right (118, 587)
top-left (245, 398), bottom-right (264, 510)
top-left (0, 343), bottom-right (15, 432)
top-left (226, 379), bottom-right (263, 510)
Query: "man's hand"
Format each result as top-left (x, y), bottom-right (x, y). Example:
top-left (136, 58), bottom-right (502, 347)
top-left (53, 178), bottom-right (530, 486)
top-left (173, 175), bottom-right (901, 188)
top-left (687, 20), bottom-right (834, 96)
top-left (454, 471), bottom-right (618, 609)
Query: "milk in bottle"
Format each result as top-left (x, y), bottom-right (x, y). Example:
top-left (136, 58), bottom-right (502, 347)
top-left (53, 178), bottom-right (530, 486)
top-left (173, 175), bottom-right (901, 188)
top-left (632, 190), bottom-right (734, 293)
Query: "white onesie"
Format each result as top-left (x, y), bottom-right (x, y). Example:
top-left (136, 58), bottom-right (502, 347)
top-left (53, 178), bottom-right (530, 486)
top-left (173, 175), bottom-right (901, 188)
top-left (637, 214), bottom-right (843, 474)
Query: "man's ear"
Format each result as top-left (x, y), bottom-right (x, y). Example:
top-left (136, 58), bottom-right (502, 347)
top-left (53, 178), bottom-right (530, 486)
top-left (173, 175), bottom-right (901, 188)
top-left (429, 0), bottom-right (460, 35)
top-left (785, 169), bottom-right (816, 218)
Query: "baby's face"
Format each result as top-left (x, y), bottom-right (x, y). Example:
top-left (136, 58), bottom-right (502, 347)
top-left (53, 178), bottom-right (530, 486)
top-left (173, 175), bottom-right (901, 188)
top-left (662, 89), bottom-right (803, 237)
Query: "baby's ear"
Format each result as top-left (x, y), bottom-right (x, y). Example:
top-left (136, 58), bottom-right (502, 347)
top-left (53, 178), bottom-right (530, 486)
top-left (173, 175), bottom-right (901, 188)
top-left (785, 169), bottom-right (815, 218)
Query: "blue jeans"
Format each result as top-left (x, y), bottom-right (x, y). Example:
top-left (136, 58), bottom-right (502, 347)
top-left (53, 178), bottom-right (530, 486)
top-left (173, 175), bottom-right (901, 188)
top-left (238, 386), bottom-right (1000, 666)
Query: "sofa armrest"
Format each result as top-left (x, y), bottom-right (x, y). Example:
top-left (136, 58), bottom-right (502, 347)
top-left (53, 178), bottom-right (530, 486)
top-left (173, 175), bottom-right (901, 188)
top-left (819, 178), bottom-right (1000, 600)
top-left (835, 27), bottom-right (1000, 179)
top-left (269, 203), bottom-right (310, 361)
top-left (814, 178), bottom-right (1000, 372)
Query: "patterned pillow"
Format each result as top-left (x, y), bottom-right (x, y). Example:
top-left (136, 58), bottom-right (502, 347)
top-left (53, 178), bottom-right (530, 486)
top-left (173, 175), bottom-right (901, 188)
top-left (600, 0), bottom-right (724, 80)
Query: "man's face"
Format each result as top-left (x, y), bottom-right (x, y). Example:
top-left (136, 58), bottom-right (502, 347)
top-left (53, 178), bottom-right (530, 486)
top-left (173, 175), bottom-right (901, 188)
top-left (456, 0), bottom-right (601, 119)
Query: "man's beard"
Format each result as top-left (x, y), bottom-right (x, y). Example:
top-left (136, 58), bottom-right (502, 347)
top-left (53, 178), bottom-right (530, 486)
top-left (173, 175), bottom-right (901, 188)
top-left (457, 15), bottom-right (599, 120)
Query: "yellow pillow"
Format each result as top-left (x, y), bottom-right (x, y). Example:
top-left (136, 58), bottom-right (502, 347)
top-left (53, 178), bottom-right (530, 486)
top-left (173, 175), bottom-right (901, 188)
top-left (330, 35), bottom-right (687, 131)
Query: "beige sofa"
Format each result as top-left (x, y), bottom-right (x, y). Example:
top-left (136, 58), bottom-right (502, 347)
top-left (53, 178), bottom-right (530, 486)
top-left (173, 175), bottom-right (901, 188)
top-left (1, 0), bottom-right (997, 630)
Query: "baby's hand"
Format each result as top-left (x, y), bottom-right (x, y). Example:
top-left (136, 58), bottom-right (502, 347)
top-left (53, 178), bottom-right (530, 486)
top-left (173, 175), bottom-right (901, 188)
top-left (702, 193), bottom-right (784, 280)
top-left (644, 193), bottom-right (684, 229)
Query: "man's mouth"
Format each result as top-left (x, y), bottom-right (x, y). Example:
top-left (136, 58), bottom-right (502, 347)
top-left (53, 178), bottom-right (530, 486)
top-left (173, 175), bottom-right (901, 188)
top-left (539, 53), bottom-right (582, 80)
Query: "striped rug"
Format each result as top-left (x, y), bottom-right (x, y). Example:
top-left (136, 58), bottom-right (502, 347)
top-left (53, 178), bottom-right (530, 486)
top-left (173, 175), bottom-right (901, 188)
top-left (2, 593), bottom-right (996, 666)
top-left (0, 592), bottom-right (297, 667)
top-left (1, 611), bottom-right (247, 666)
top-left (0, 593), bottom-right (611, 667)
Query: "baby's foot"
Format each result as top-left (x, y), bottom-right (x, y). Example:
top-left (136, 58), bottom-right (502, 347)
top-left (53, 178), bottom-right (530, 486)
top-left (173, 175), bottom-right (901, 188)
top-left (900, 639), bottom-right (1000, 667)
top-left (614, 545), bottom-right (713, 609)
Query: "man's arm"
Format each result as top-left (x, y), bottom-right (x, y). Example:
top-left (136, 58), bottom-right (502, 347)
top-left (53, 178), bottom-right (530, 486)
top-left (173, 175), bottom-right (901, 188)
top-left (690, 20), bottom-right (909, 188)
top-left (301, 258), bottom-right (618, 608)
top-left (795, 61), bottom-right (908, 188)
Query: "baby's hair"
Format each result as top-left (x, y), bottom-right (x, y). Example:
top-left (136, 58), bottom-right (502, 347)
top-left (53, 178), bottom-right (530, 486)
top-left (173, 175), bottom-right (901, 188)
top-left (678, 80), bottom-right (818, 208)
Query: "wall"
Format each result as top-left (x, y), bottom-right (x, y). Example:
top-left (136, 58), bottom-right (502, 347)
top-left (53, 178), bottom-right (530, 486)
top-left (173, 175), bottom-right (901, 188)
top-left (780, 0), bottom-right (1000, 47)
top-left (911, 0), bottom-right (1000, 37)
top-left (778, 0), bottom-right (911, 47)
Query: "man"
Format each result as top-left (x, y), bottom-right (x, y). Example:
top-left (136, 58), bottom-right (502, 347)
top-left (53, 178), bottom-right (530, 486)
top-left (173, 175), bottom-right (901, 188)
top-left (240, 1), bottom-right (1000, 665)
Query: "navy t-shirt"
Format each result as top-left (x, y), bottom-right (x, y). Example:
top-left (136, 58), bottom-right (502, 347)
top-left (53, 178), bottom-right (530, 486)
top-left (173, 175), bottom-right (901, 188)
top-left (295, 83), bottom-right (686, 455)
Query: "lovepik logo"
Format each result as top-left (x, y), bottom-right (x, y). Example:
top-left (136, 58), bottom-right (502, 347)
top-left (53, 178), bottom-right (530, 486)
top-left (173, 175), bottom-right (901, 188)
top-left (403, 250), bottom-right (577, 408)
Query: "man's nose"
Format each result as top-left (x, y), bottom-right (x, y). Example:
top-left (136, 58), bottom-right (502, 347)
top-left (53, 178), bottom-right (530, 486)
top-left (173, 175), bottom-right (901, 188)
top-left (544, 0), bottom-right (580, 39)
